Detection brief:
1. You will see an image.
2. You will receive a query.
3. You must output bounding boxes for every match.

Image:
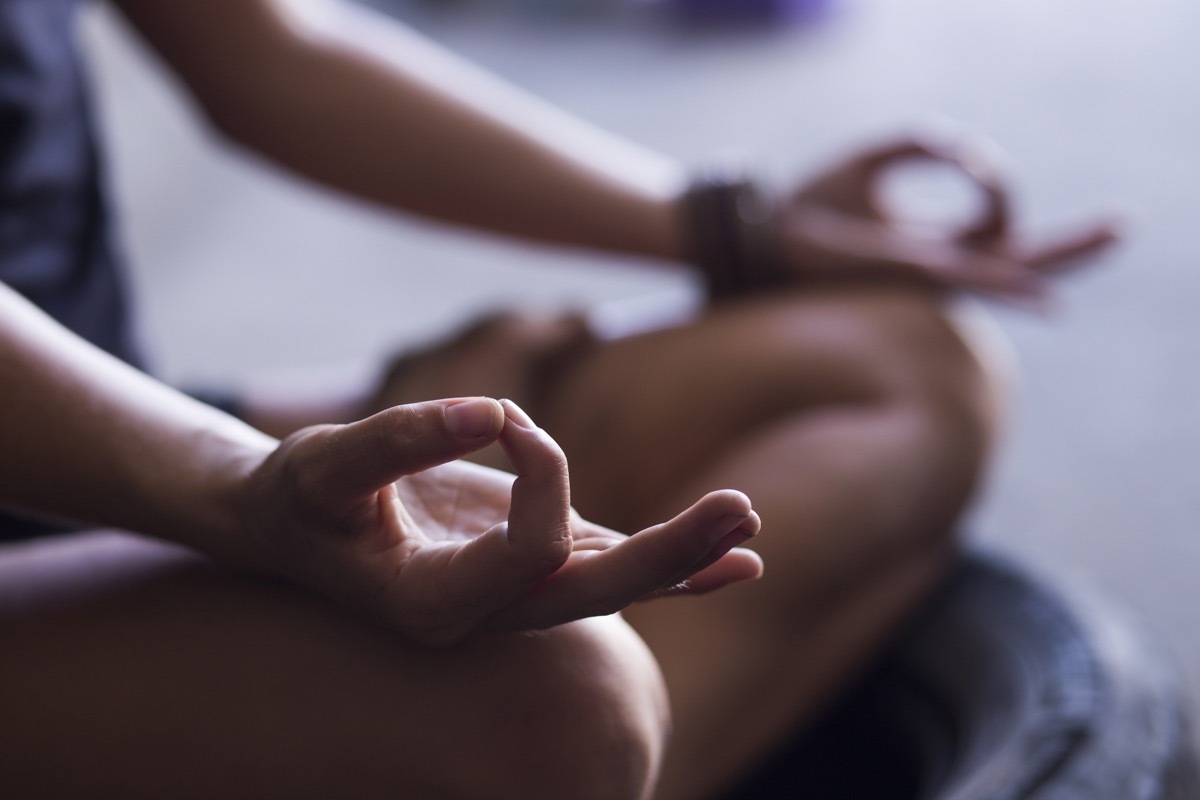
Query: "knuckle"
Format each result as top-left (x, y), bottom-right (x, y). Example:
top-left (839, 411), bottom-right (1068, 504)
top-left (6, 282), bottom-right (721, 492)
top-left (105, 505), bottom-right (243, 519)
top-left (527, 427), bottom-right (569, 467)
top-left (512, 526), bottom-right (571, 577)
top-left (534, 533), bottom-right (572, 573)
top-left (538, 448), bottom-right (571, 488)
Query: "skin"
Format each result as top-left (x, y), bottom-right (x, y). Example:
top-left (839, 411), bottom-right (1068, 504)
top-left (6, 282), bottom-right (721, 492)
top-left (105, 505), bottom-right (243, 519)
top-left (0, 533), bottom-right (674, 799)
top-left (368, 285), bottom-right (1005, 798)
top-left (111, 0), bottom-right (1117, 300)
top-left (551, 289), bottom-right (1000, 798)
top-left (0, 282), bottom-right (761, 798)
top-left (2, 0), bottom-right (1121, 794)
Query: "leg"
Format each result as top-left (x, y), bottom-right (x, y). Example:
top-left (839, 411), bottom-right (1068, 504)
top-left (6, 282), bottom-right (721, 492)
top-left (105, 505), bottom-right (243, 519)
top-left (0, 531), bottom-right (668, 799)
top-left (244, 284), bottom-right (1004, 797)
top-left (537, 286), bottom-right (1005, 798)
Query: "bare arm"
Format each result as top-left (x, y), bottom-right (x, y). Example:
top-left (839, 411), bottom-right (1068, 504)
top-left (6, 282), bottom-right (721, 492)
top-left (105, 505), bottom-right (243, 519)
top-left (110, 0), bottom-right (688, 262)
top-left (0, 282), bottom-right (275, 565)
top-left (0, 281), bottom-right (761, 641)
top-left (110, 0), bottom-right (1118, 301)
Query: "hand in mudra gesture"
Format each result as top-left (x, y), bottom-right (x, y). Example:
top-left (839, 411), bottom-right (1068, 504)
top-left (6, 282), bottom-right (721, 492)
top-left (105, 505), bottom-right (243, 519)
top-left (240, 397), bottom-right (763, 645)
top-left (778, 135), bottom-right (1122, 303)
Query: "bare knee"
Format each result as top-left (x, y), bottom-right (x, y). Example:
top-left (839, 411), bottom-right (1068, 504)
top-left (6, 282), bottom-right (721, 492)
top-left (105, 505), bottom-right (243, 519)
top-left (711, 288), bottom-right (1008, 555)
top-left (241, 605), bottom-right (672, 799)
top-left (853, 292), bottom-right (1012, 535)
top-left (0, 537), bottom-right (669, 800)
top-left (762, 287), bottom-right (1009, 499)
top-left (769, 287), bottom-right (1009, 437)
top-left (812, 290), bottom-right (1010, 547)
top-left (460, 615), bottom-right (669, 800)
top-left (362, 613), bottom-right (671, 800)
top-left (716, 287), bottom-right (1008, 496)
top-left (719, 285), bottom-right (995, 464)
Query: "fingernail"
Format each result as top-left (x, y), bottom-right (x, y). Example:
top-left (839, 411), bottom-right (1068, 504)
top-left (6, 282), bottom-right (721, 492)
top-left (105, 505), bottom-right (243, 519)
top-left (500, 398), bottom-right (537, 430)
top-left (445, 398), bottom-right (501, 439)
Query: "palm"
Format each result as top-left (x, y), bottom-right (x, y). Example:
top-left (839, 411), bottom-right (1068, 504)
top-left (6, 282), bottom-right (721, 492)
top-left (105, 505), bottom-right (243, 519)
top-left (249, 400), bottom-right (764, 646)
top-left (394, 460), bottom-right (515, 544)
top-left (386, 457), bottom-right (751, 640)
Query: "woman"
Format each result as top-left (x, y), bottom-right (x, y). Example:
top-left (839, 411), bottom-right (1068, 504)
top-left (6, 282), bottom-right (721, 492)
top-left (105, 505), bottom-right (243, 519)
top-left (0, 0), bottom-right (1117, 795)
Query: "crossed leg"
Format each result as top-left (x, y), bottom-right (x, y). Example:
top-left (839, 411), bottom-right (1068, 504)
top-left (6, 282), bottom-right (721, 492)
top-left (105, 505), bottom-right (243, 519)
top-left (534, 286), bottom-right (1005, 798)
top-left (0, 532), bottom-right (670, 799)
top-left (352, 283), bottom-right (1005, 798)
top-left (0, 284), bottom-right (1002, 798)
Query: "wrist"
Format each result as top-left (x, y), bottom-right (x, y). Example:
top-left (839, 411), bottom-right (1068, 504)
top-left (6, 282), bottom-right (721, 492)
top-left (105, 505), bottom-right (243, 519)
top-left (203, 437), bottom-right (278, 572)
top-left (150, 422), bottom-right (278, 573)
top-left (679, 164), bottom-right (789, 299)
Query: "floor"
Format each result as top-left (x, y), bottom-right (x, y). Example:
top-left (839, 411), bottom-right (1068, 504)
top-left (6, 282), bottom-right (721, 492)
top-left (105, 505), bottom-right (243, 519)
top-left (81, 0), bottom-right (1200, 717)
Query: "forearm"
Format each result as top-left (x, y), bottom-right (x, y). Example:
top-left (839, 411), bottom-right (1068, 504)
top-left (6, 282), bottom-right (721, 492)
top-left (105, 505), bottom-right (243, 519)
top-left (116, 0), bottom-right (689, 261)
top-left (0, 284), bottom-right (275, 565)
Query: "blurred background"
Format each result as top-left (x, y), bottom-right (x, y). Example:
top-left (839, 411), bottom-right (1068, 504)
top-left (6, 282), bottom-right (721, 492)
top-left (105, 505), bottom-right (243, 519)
top-left (80, 0), bottom-right (1200, 713)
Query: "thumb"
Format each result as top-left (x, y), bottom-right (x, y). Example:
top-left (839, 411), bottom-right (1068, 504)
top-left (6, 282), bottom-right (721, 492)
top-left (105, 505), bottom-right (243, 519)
top-left (303, 397), bottom-right (504, 502)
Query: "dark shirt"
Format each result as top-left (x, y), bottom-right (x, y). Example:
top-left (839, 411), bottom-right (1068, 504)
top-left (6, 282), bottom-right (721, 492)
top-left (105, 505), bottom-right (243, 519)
top-left (1, 0), bottom-right (143, 538)
top-left (1, 0), bottom-right (141, 364)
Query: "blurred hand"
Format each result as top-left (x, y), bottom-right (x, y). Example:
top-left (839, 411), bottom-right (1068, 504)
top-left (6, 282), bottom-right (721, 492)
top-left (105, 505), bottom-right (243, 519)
top-left (240, 397), bottom-right (762, 645)
top-left (779, 134), bottom-right (1122, 304)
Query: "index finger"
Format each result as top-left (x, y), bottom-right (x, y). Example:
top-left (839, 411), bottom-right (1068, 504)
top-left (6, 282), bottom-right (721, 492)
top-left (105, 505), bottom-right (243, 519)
top-left (862, 135), bottom-right (1014, 243)
top-left (431, 400), bottom-right (575, 625)
top-left (854, 135), bottom-right (1013, 240)
top-left (953, 140), bottom-right (1013, 244)
top-left (857, 137), bottom-right (956, 174)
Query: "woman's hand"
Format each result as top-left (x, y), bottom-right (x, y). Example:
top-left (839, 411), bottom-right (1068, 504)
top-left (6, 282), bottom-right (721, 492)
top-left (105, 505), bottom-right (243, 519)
top-left (239, 397), bottom-right (762, 645)
top-left (778, 135), bottom-right (1122, 304)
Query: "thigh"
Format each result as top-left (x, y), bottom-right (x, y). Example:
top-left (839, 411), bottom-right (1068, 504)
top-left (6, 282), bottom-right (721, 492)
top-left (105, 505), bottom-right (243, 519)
top-left (0, 531), bottom-right (665, 799)
top-left (541, 285), bottom-right (1001, 533)
top-left (538, 286), bottom-right (1004, 798)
